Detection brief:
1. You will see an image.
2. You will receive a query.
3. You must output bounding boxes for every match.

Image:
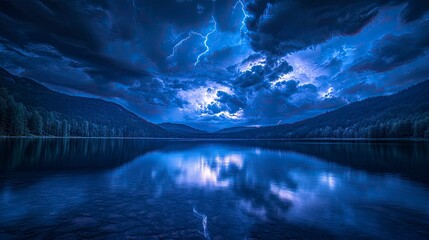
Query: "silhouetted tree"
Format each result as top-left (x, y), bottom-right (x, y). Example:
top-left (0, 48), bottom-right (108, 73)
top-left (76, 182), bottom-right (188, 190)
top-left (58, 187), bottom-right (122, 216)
top-left (11, 102), bottom-right (26, 135)
top-left (28, 110), bottom-right (43, 135)
top-left (0, 88), bottom-right (7, 134)
top-left (61, 119), bottom-right (69, 136)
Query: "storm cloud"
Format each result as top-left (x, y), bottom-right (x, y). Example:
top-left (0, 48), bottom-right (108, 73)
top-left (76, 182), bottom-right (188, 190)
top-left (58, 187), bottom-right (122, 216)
top-left (0, 0), bottom-right (428, 130)
top-left (352, 20), bottom-right (429, 72)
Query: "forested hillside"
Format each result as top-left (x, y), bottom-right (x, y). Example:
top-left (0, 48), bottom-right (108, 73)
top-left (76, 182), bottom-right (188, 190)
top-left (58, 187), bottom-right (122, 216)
top-left (158, 123), bottom-right (207, 135)
top-left (2, 67), bottom-right (429, 139)
top-left (224, 80), bottom-right (429, 139)
top-left (0, 68), bottom-right (168, 137)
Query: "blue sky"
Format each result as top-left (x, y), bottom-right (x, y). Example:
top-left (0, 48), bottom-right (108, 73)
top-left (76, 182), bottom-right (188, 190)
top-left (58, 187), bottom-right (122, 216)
top-left (1, 0), bottom-right (428, 130)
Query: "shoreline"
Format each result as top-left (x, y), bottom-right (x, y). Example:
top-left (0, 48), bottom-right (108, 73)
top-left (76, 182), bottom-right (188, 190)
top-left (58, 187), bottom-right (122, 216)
top-left (0, 136), bottom-right (428, 142)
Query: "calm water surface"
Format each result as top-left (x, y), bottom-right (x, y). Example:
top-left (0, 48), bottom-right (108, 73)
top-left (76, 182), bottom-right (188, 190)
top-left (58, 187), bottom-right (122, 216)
top-left (1, 138), bottom-right (429, 239)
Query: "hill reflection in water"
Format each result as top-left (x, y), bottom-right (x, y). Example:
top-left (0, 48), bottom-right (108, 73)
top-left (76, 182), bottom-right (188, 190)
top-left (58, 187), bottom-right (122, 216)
top-left (1, 139), bottom-right (428, 239)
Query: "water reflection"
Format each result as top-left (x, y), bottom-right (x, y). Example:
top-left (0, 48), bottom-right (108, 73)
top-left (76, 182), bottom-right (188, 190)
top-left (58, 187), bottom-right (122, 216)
top-left (172, 150), bottom-right (243, 187)
top-left (1, 139), bottom-right (429, 239)
top-left (0, 138), bottom-right (164, 172)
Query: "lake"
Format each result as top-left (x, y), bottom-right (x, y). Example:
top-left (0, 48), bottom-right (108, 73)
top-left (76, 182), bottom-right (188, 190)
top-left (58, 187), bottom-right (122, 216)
top-left (1, 138), bottom-right (429, 239)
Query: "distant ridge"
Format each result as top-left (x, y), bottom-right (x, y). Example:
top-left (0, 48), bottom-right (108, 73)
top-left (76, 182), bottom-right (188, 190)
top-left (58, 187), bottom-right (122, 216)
top-left (220, 80), bottom-right (429, 139)
top-left (158, 122), bottom-right (207, 135)
top-left (215, 126), bottom-right (258, 134)
top-left (1, 67), bottom-right (428, 138)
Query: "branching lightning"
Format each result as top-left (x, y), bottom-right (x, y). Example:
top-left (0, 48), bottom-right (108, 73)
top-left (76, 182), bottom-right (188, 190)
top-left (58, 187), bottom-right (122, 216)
top-left (167, 32), bottom-right (205, 61)
top-left (167, 1), bottom-right (247, 67)
top-left (167, 16), bottom-right (217, 67)
top-left (194, 16), bottom-right (217, 66)
top-left (233, 0), bottom-right (249, 35)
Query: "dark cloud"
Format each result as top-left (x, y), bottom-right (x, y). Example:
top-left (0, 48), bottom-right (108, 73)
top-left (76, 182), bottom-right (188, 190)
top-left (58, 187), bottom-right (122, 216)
top-left (383, 58), bottom-right (429, 88)
top-left (351, 20), bottom-right (429, 73)
top-left (205, 90), bottom-right (245, 116)
top-left (235, 65), bottom-right (267, 88)
top-left (216, 90), bottom-right (246, 113)
top-left (245, 89), bottom-right (297, 123)
top-left (1, 0), bottom-right (428, 129)
top-left (206, 45), bottom-right (247, 68)
top-left (0, 0), bottom-right (150, 84)
top-left (245, 0), bottom-right (380, 55)
top-left (244, 0), bottom-right (429, 56)
top-left (213, 0), bottom-right (244, 33)
top-left (266, 59), bottom-right (293, 81)
top-left (400, 0), bottom-right (429, 22)
top-left (234, 57), bottom-right (292, 89)
top-left (340, 81), bottom-right (384, 96)
top-left (240, 81), bottom-right (347, 125)
top-left (125, 0), bottom-right (246, 71)
top-left (272, 80), bottom-right (298, 98)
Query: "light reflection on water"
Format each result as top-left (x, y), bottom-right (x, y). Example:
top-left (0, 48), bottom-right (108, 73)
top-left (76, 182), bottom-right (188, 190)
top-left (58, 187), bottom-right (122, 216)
top-left (0, 139), bottom-right (429, 239)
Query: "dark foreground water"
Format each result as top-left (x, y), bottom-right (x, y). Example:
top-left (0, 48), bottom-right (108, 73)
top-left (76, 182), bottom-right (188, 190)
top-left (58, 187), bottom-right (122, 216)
top-left (1, 139), bottom-right (429, 239)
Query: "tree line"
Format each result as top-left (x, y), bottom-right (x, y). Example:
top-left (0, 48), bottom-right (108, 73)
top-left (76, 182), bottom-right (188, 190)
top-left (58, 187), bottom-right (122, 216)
top-left (0, 88), bottom-right (126, 137)
top-left (229, 104), bottom-right (429, 139)
top-left (2, 81), bottom-right (429, 138)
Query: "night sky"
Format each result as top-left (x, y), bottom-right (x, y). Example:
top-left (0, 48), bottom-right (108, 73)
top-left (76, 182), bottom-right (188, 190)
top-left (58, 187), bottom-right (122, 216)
top-left (0, 0), bottom-right (428, 130)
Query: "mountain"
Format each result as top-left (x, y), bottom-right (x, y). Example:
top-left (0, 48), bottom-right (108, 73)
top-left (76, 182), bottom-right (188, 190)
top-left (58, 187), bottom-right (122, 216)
top-left (215, 126), bottom-right (258, 134)
top-left (0, 68), bottom-right (168, 137)
top-left (222, 80), bottom-right (429, 139)
top-left (158, 122), bottom-right (207, 135)
top-left (2, 66), bottom-right (428, 139)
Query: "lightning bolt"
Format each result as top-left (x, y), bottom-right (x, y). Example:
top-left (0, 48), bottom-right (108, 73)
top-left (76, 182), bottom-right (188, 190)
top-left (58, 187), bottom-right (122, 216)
top-left (167, 16), bottom-right (217, 67)
top-left (233, 0), bottom-right (249, 35)
top-left (130, 0), bottom-right (138, 25)
top-left (194, 16), bottom-right (217, 66)
top-left (167, 32), bottom-right (205, 61)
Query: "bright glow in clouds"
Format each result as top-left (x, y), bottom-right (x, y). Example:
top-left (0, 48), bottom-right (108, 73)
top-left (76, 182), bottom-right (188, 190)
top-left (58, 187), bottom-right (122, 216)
top-left (320, 86), bottom-right (335, 98)
top-left (178, 83), bottom-right (243, 120)
top-left (178, 84), bottom-right (231, 110)
top-left (272, 53), bottom-right (327, 86)
top-left (212, 109), bottom-right (244, 120)
top-left (2, 2), bottom-right (427, 127)
top-left (238, 57), bottom-right (266, 73)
